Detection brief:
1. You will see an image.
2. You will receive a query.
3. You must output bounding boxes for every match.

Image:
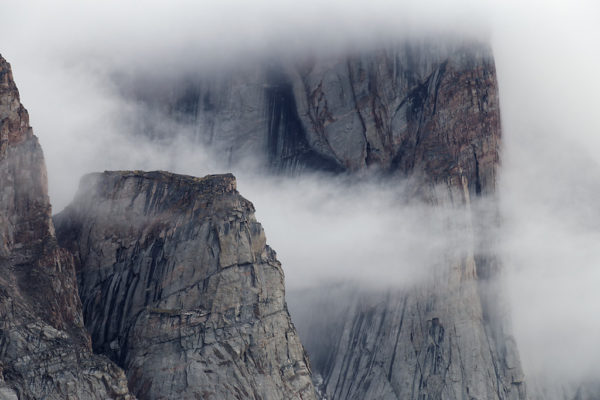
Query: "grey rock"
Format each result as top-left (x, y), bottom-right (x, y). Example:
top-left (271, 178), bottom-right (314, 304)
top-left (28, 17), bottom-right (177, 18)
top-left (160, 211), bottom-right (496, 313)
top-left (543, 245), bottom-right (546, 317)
top-left (55, 171), bottom-right (316, 400)
top-left (528, 377), bottom-right (600, 400)
top-left (123, 40), bottom-right (525, 400)
top-left (126, 40), bottom-right (499, 194)
top-left (0, 55), bottom-right (133, 399)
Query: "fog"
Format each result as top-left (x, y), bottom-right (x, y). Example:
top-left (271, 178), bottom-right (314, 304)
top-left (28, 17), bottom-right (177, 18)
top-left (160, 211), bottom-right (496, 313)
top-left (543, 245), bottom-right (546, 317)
top-left (2, 0), bottom-right (600, 392)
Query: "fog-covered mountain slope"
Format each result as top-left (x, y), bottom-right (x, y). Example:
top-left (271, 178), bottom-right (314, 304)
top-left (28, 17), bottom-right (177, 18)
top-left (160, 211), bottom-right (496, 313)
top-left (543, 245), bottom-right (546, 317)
top-left (125, 41), bottom-right (498, 194)
top-left (121, 41), bottom-right (526, 400)
top-left (3, 2), bottom-right (600, 399)
top-left (0, 55), bottom-right (133, 400)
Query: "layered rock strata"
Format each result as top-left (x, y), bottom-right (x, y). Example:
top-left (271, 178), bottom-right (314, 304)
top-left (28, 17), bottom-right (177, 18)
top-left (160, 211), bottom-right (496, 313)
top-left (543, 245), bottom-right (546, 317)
top-left (0, 55), bottom-right (132, 399)
top-left (54, 170), bottom-right (316, 400)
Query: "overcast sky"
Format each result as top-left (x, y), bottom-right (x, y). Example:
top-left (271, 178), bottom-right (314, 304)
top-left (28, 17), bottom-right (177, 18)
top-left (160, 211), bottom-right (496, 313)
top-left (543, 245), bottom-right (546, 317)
top-left (2, 0), bottom-right (600, 387)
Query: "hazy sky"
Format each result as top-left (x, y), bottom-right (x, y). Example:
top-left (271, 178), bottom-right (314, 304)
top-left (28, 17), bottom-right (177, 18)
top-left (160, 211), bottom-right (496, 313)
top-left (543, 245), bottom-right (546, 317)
top-left (2, 0), bottom-right (600, 387)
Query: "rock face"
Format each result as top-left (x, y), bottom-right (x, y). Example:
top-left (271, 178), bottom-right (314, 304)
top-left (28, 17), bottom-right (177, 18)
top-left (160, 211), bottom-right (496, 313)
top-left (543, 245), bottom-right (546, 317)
top-left (54, 171), bottom-right (316, 400)
top-left (128, 40), bottom-right (498, 195)
top-left (0, 55), bottom-right (132, 399)
top-left (296, 44), bottom-right (526, 400)
top-left (528, 378), bottom-right (600, 400)
top-left (124, 40), bottom-right (525, 400)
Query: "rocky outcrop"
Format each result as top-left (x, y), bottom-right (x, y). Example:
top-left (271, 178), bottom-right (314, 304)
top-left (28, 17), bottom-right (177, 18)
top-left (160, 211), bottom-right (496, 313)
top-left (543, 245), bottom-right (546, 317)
top-left (123, 41), bottom-right (525, 400)
top-left (54, 171), bottom-right (316, 400)
top-left (0, 55), bottom-right (132, 399)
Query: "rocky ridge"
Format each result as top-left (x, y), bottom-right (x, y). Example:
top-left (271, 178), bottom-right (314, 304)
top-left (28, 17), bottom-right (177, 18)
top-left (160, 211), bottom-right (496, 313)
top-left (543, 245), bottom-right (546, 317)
top-left (54, 170), bottom-right (316, 400)
top-left (0, 55), bottom-right (133, 399)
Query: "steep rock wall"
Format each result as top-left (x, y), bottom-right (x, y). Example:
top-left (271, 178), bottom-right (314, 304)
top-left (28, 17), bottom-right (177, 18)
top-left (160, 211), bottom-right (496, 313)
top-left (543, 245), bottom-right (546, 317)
top-left (305, 44), bottom-right (523, 400)
top-left (55, 171), bottom-right (316, 400)
top-left (127, 41), bottom-right (498, 194)
top-left (122, 41), bottom-right (525, 400)
top-left (0, 55), bottom-right (132, 399)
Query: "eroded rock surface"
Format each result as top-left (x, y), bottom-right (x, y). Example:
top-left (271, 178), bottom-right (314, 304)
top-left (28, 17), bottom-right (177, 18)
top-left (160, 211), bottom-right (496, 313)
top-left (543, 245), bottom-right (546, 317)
top-left (300, 43), bottom-right (525, 400)
top-left (528, 378), bottom-right (600, 400)
top-left (125, 41), bottom-right (525, 400)
top-left (127, 40), bottom-right (498, 193)
top-left (55, 171), bottom-right (316, 400)
top-left (0, 55), bottom-right (132, 399)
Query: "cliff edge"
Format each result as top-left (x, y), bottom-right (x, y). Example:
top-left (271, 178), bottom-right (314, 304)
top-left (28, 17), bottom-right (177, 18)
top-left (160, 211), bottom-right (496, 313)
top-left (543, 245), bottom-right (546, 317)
top-left (55, 170), bottom-right (316, 400)
top-left (0, 55), bottom-right (132, 399)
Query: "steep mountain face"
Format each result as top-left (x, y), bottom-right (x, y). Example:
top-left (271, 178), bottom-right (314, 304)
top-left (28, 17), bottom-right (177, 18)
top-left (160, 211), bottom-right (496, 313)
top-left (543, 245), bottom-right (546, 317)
top-left (0, 55), bottom-right (132, 399)
top-left (54, 171), bottom-right (316, 400)
top-left (124, 41), bottom-right (525, 400)
top-left (0, 38), bottom-right (529, 400)
top-left (128, 41), bottom-right (498, 196)
top-left (301, 45), bottom-right (525, 400)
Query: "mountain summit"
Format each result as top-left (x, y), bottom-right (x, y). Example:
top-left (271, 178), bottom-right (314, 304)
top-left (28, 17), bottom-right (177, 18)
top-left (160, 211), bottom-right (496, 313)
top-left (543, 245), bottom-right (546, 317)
top-left (54, 170), bottom-right (316, 399)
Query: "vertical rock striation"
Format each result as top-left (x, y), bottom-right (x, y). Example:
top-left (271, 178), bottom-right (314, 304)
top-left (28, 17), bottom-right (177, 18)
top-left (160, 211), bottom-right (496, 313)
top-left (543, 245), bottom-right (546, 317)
top-left (300, 43), bottom-right (526, 400)
top-left (54, 171), bottom-right (316, 400)
top-left (528, 378), bottom-right (600, 400)
top-left (121, 40), bottom-right (526, 400)
top-left (0, 55), bottom-right (132, 399)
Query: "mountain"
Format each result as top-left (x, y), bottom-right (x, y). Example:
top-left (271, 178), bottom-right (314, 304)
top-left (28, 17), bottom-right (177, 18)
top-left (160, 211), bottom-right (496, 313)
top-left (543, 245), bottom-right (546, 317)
top-left (4, 34), bottom-right (598, 399)
top-left (54, 171), bottom-right (316, 399)
top-left (298, 44), bottom-right (525, 400)
top-left (1, 52), bottom-right (315, 400)
top-left (0, 55), bottom-right (133, 399)
top-left (126, 40), bottom-right (498, 192)
top-left (121, 40), bottom-right (527, 400)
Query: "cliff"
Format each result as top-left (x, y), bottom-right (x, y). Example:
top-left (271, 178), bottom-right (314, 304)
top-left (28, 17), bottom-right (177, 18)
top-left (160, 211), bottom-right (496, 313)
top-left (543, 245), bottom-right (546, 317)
top-left (0, 37), bottom-right (530, 400)
top-left (0, 55), bottom-right (133, 399)
top-left (124, 41), bottom-right (525, 400)
top-left (54, 171), bottom-right (316, 399)
top-left (128, 40), bottom-right (498, 198)
top-left (302, 44), bottom-right (524, 400)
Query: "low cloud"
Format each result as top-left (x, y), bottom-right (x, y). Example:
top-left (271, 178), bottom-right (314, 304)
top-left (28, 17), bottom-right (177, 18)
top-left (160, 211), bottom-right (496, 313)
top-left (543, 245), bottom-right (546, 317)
top-left (2, 0), bottom-right (600, 390)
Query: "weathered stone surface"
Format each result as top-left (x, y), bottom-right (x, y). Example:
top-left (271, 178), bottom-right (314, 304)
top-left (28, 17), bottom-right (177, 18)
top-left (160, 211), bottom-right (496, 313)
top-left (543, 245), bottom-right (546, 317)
top-left (55, 171), bottom-right (316, 400)
top-left (125, 41), bottom-right (525, 400)
top-left (0, 55), bottom-right (133, 399)
top-left (127, 40), bottom-right (498, 194)
top-left (296, 44), bottom-right (525, 399)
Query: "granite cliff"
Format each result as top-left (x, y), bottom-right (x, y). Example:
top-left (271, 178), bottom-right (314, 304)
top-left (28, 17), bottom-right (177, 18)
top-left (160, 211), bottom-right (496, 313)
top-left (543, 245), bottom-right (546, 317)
top-left (123, 40), bottom-right (526, 400)
top-left (0, 55), bottom-right (133, 399)
top-left (0, 38), bottom-right (537, 400)
top-left (296, 44), bottom-right (525, 400)
top-left (54, 171), bottom-right (316, 400)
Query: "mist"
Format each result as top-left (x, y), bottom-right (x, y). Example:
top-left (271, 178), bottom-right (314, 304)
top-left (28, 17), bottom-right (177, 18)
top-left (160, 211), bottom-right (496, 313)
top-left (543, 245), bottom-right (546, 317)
top-left (2, 0), bottom-right (600, 392)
